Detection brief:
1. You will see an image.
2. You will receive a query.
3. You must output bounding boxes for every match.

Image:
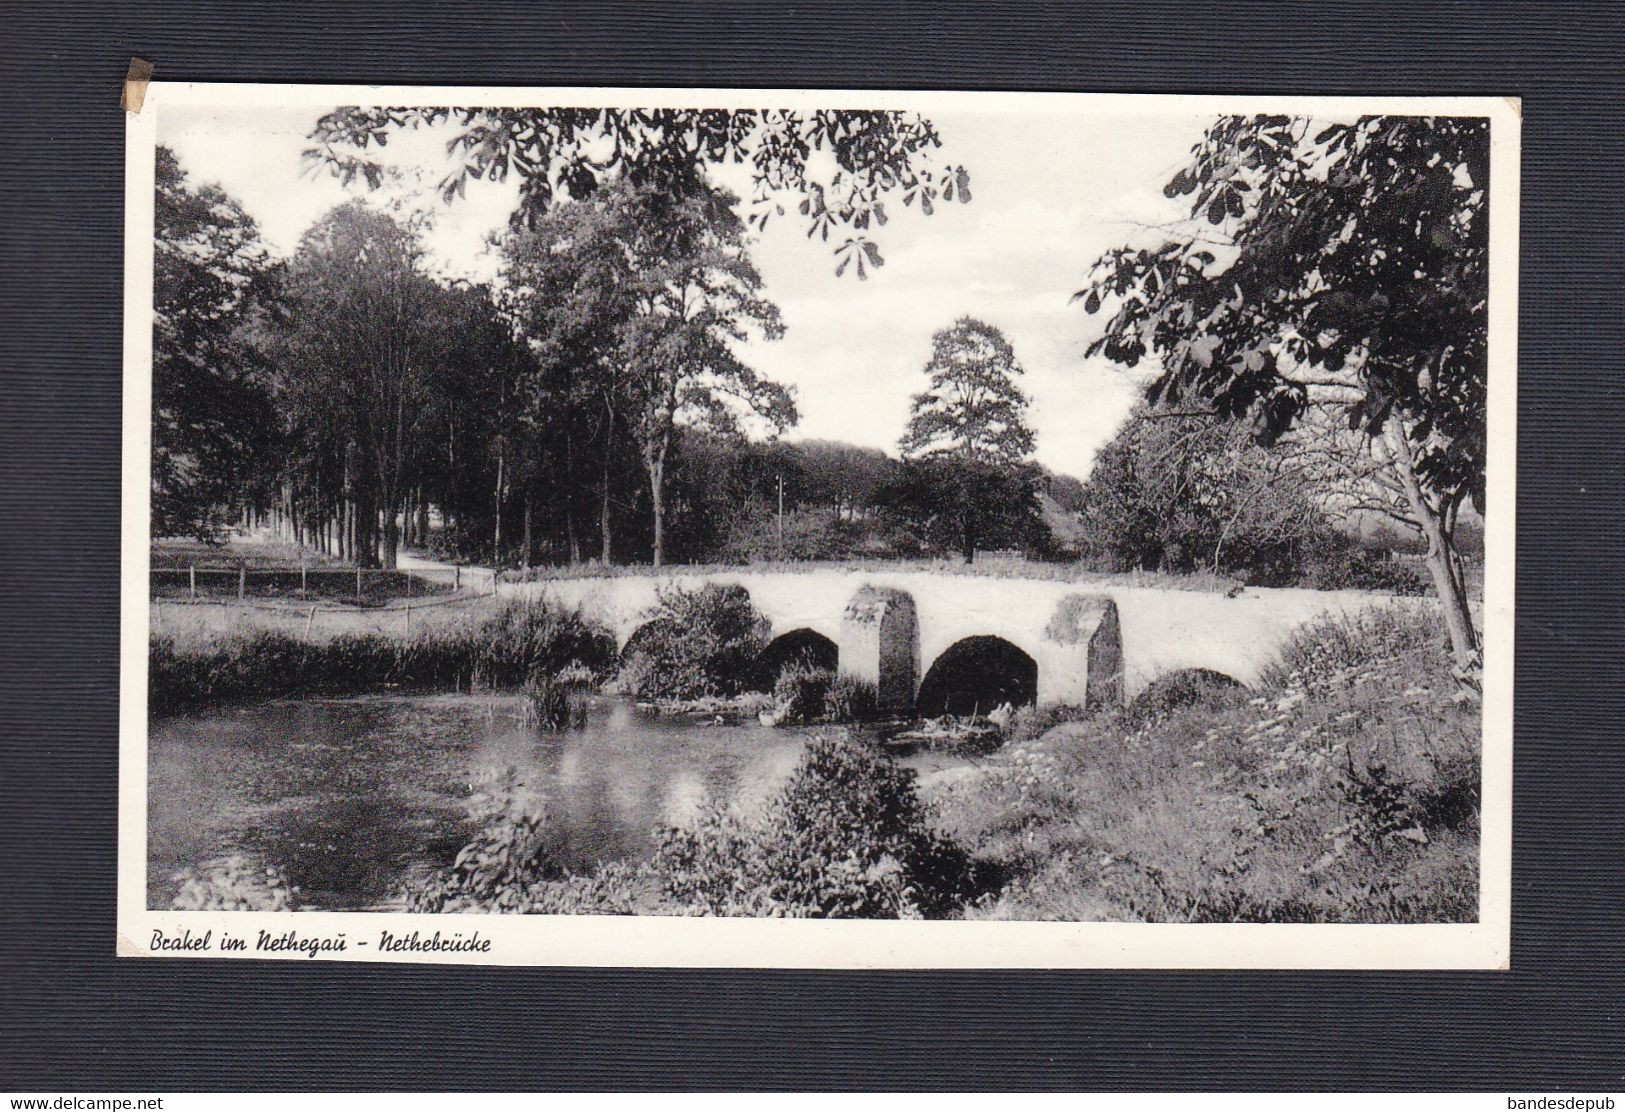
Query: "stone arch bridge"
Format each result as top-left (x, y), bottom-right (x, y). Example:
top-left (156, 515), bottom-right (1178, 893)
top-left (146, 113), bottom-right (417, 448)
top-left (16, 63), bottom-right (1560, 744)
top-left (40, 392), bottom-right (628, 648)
top-left (508, 570), bottom-right (1391, 712)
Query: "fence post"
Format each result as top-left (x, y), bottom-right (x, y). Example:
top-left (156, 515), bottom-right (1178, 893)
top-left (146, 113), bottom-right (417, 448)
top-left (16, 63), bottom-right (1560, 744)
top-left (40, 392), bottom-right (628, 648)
top-left (305, 605), bottom-right (317, 639)
top-left (454, 564), bottom-right (461, 591)
top-left (189, 564), bottom-right (196, 598)
top-left (405, 601), bottom-right (411, 638)
top-left (356, 566), bottom-right (363, 605)
top-left (301, 561), bottom-right (307, 600)
top-left (238, 561), bottom-right (246, 603)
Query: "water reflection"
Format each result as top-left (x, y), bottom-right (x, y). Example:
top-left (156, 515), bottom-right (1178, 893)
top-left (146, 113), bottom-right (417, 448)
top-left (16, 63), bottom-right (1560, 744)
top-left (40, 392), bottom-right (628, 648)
top-left (149, 693), bottom-right (831, 911)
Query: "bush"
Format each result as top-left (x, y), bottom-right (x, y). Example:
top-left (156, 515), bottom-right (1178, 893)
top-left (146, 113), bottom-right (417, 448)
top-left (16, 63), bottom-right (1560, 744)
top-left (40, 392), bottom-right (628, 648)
top-left (1126, 669), bottom-right (1245, 725)
top-left (619, 583), bottom-right (770, 701)
top-left (822, 673), bottom-right (879, 723)
top-left (149, 598), bottom-right (615, 715)
top-left (405, 771), bottom-right (566, 913)
top-left (723, 508), bottom-right (852, 563)
top-left (1298, 544), bottom-right (1433, 595)
top-left (770, 663), bottom-right (879, 725)
top-left (525, 671), bottom-right (591, 729)
top-left (468, 598), bottom-right (617, 688)
top-left (655, 734), bottom-right (977, 918)
top-left (772, 661), bottom-right (835, 724)
top-left (1258, 603), bottom-right (1443, 691)
top-left (1000, 702), bottom-right (1090, 743)
top-left (169, 854), bottom-right (296, 911)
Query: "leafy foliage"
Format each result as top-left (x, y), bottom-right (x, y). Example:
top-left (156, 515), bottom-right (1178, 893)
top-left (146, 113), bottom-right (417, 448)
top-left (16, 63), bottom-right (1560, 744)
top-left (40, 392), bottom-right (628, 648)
top-left (272, 202), bottom-right (530, 568)
top-left (878, 456), bottom-right (1049, 560)
top-left (405, 770), bottom-right (567, 913)
top-left (307, 106), bottom-right (971, 277)
top-left (499, 179), bottom-right (795, 568)
top-left (771, 663), bottom-right (879, 725)
top-left (1077, 115), bottom-right (1491, 658)
top-left (897, 318), bottom-right (1040, 562)
top-left (149, 599), bottom-right (615, 715)
top-left (655, 735), bottom-right (976, 918)
top-left (152, 146), bottom-right (282, 540)
top-left (619, 583), bottom-right (771, 701)
top-left (951, 604), bottom-right (1478, 924)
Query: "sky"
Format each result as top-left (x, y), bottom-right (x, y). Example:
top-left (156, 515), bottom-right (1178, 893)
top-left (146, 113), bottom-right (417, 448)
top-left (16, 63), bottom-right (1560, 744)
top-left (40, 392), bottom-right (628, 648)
top-left (159, 102), bottom-right (1217, 482)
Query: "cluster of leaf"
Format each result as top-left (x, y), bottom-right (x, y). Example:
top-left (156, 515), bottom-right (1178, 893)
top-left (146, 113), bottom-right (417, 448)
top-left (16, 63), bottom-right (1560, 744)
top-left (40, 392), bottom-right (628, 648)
top-left (618, 583), bottom-right (771, 701)
top-left (1077, 114), bottom-right (1489, 514)
top-left (964, 605), bottom-right (1479, 925)
top-left (149, 599), bottom-right (615, 715)
top-left (654, 734), bottom-right (976, 918)
top-left (306, 106), bottom-right (971, 277)
top-left (152, 147), bottom-right (284, 541)
top-left (404, 769), bottom-right (566, 914)
top-left (1076, 405), bottom-right (1339, 583)
top-left (770, 662), bottom-right (878, 725)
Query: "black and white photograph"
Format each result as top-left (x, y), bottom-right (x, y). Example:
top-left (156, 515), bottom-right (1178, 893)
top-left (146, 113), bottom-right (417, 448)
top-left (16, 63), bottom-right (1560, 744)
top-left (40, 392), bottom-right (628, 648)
top-left (120, 85), bottom-right (1517, 966)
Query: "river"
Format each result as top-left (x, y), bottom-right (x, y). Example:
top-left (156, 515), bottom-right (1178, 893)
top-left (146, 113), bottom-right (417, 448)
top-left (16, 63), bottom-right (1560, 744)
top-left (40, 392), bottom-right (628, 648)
top-left (148, 693), bottom-right (971, 911)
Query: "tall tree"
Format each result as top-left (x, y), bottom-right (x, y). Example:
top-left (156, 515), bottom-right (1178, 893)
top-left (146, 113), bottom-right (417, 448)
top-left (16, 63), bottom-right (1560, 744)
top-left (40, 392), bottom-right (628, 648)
top-left (278, 203), bottom-right (447, 568)
top-left (501, 189), bottom-right (646, 565)
top-left (898, 318), bottom-right (1037, 563)
top-left (1077, 115), bottom-right (1490, 669)
top-left (151, 146), bottom-right (280, 540)
top-left (1079, 405), bottom-right (1330, 580)
top-left (306, 107), bottom-right (972, 278)
top-left (502, 181), bottom-right (795, 568)
top-left (616, 185), bottom-right (794, 567)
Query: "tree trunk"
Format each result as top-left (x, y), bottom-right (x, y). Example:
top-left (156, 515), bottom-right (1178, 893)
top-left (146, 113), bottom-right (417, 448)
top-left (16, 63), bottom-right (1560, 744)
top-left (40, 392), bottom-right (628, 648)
top-left (381, 501), bottom-right (399, 570)
top-left (599, 423), bottom-right (614, 566)
top-left (493, 444), bottom-right (504, 569)
top-left (353, 488), bottom-right (379, 568)
top-left (648, 452), bottom-right (666, 569)
top-left (1384, 421), bottom-right (1479, 666)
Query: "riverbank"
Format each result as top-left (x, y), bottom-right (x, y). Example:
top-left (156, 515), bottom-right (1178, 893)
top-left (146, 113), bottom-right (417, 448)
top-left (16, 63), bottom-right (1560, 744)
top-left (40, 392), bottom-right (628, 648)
top-left (933, 605), bottom-right (1480, 923)
top-left (148, 598), bottom-right (616, 716)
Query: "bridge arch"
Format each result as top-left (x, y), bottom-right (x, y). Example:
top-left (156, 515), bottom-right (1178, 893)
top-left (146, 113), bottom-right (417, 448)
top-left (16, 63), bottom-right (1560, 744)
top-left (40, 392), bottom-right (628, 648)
top-left (618, 617), bottom-right (676, 660)
top-left (756, 627), bottom-right (839, 687)
top-left (917, 635), bottom-right (1038, 717)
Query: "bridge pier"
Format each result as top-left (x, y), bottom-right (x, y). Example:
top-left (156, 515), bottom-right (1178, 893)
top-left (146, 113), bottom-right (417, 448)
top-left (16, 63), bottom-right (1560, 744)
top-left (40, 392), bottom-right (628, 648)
top-left (838, 585), bottom-right (920, 714)
top-left (1037, 593), bottom-right (1123, 709)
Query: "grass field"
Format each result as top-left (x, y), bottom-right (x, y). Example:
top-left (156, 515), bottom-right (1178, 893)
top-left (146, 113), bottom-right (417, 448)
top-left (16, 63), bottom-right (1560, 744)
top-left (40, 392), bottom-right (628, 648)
top-left (151, 532), bottom-right (347, 569)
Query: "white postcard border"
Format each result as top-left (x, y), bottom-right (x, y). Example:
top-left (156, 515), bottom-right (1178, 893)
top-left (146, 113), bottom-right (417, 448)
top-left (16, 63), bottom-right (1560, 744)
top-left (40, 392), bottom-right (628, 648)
top-left (120, 83), bottom-right (1519, 968)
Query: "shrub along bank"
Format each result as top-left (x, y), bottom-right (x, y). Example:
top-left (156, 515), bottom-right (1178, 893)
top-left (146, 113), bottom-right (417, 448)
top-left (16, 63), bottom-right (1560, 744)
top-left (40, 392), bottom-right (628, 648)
top-left (404, 734), bottom-right (979, 918)
top-left (149, 599), bottom-right (616, 716)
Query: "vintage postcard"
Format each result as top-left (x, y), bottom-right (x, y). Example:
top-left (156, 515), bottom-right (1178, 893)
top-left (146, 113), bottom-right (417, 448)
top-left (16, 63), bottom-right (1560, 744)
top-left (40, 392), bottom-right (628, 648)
top-left (120, 83), bottom-right (1517, 966)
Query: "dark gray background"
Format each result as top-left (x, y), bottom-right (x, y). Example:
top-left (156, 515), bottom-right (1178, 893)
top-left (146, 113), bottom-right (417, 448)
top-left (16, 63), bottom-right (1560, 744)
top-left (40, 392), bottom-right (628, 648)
top-left (3, 0), bottom-right (1622, 1090)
